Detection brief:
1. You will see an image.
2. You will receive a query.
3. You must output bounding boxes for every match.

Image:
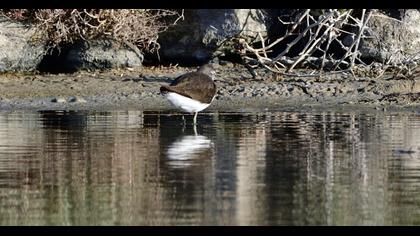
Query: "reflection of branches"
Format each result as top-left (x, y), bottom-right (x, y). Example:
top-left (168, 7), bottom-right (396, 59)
top-left (239, 9), bottom-right (377, 77)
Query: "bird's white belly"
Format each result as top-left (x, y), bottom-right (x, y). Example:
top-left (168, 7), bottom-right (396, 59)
top-left (165, 92), bottom-right (210, 113)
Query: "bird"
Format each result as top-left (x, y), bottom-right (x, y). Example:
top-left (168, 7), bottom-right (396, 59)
top-left (160, 64), bottom-right (217, 124)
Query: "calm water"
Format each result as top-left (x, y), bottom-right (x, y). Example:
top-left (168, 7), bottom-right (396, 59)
top-left (0, 110), bottom-right (420, 225)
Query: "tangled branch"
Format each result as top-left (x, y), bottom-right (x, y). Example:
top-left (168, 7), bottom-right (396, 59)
top-left (239, 9), bottom-right (377, 77)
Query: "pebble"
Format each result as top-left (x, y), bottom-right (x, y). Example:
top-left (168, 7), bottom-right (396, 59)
top-left (68, 96), bottom-right (87, 103)
top-left (267, 86), bottom-right (276, 92)
top-left (129, 93), bottom-right (140, 99)
top-left (78, 97), bottom-right (87, 103)
top-left (68, 96), bottom-right (77, 102)
top-left (51, 97), bottom-right (66, 103)
top-left (236, 87), bottom-right (245, 93)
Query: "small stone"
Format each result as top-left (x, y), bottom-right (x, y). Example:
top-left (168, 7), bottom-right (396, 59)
top-left (236, 87), bottom-right (245, 93)
top-left (68, 96), bottom-right (77, 103)
top-left (68, 96), bottom-right (86, 103)
top-left (51, 97), bottom-right (66, 103)
top-left (129, 93), bottom-right (140, 99)
top-left (77, 97), bottom-right (87, 103)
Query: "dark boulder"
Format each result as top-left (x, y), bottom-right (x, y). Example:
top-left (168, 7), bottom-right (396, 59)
top-left (156, 9), bottom-right (275, 64)
top-left (65, 39), bottom-right (144, 71)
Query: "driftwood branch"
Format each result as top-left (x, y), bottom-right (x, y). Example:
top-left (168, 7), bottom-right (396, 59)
top-left (238, 9), bottom-right (382, 77)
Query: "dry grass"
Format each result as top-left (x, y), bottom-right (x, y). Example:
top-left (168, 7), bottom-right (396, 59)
top-left (1, 9), bottom-right (183, 53)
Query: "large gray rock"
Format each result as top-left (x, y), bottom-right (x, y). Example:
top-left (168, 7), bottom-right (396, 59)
top-left (358, 10), bottom-right (420, 64)
top-left (66, 39), bottom-right (144, 70)
top-left (0, 17), bottom-right (46, 72)
top-left (157, 9), bottom-right (272, 64)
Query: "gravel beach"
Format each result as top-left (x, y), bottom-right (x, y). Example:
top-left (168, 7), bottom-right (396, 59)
top-left (0, 63), bottom-right (419, 112)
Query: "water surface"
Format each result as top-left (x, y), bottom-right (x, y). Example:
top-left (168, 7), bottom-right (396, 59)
top-left (0, 110), bottom-right (420, 225)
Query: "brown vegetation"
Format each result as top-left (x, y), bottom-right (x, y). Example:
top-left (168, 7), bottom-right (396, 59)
top-left (1, 9), bottom-right (184, 53)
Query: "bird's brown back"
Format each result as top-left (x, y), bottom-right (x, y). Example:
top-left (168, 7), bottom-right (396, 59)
top-left (160, 72), bottom-right (216, 104)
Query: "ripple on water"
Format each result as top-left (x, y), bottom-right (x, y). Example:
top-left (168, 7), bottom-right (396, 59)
top-left (0, 110), bottom-right (418, 225)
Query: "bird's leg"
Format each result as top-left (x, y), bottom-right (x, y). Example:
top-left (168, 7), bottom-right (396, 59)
top-left (193, 112), bottom-right (198, 125)
top-left (193, 122), bottom-right (198, 136)
top-left (182, 114), bottom-right (186, 127)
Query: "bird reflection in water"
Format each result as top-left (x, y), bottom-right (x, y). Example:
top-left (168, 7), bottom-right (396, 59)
top-left (166, 125), bottom-right (214, 168)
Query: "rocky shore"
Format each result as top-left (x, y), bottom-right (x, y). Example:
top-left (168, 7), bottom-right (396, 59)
top-left (0, 63), bottom-right (419, 112)
top-left (0, 9), bottom-right (419, 113)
